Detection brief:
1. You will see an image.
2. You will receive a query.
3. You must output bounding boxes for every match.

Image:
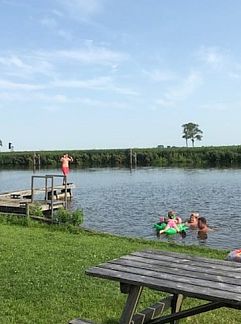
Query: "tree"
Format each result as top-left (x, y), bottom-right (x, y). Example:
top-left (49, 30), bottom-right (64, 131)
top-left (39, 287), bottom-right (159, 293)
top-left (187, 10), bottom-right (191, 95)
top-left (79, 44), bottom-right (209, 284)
top-left (182, 129), bottom-right (189, 147)
top-left (182, 122), bottom-right (203, 147)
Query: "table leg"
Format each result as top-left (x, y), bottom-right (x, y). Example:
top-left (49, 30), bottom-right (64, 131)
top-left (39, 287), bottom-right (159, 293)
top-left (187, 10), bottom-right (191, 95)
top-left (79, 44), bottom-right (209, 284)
top-left (170, 294), bottom-right (184, 324)
top-left (119, 284), bottom-right (143, 324)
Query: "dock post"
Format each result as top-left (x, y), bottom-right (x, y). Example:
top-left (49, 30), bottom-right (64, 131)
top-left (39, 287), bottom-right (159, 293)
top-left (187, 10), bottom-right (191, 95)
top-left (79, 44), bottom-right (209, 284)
top-left (31, 176), bottom-right (34, 203)
top-left (37, 154), bottom-right (41, 169)
top-left (44, 176), bottom-right (48, 200)
top-left (51, 176), bottom-right (54, 219)
top-left (133, 152), bottom-right (137, 168)
top-left (33, 153), bottom-right (36, 172)
top-left (26, 203), bottom-right (29, 218)
top-left (129, 149), bottom-right (133, 169)
top-left (64, 179), bottom-right (67, 209)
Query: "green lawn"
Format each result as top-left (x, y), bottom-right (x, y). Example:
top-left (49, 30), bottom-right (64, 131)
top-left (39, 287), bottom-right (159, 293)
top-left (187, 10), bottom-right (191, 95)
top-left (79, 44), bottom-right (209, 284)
top-left (0, 222), bottom-right (240, 324)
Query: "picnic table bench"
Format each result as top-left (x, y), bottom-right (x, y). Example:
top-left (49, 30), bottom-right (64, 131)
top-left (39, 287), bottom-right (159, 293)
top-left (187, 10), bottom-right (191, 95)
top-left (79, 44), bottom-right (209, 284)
top-left (69, 250), bottom-right (241, 324)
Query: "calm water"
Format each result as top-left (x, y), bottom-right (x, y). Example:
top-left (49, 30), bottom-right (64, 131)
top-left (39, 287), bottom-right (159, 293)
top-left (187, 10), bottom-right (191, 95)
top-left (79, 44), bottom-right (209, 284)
top-left (1, 167), bottom-right (241, 251)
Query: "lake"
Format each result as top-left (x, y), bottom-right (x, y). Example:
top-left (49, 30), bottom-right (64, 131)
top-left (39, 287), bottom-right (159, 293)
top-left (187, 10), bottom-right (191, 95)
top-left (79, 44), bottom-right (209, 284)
top-left (1, 167), bottom-right (241, 251)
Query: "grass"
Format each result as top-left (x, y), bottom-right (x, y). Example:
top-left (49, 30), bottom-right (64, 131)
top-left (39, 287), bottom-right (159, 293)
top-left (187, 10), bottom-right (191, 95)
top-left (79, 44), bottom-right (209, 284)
top-left (0, 220), bottom-right (240, 324)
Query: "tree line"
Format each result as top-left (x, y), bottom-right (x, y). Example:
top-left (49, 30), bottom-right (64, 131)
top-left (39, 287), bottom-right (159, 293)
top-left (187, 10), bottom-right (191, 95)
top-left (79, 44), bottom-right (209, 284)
top-left (1, 146), bottom-right (241, 168)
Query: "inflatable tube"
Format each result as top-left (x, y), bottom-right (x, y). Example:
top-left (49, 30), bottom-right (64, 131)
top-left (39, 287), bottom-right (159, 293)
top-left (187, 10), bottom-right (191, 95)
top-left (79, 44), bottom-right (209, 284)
top-left (153, 222), bottom-right (189, 235)
top-left (226, 249), bottom-right (241, 263)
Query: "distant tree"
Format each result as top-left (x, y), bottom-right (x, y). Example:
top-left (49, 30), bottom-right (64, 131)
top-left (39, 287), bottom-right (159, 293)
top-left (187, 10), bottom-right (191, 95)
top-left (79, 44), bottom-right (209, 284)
top-left (182, 128), bottom-right (189, 147)
top-left (0, 140), bottom-right (2, 150)
top-left (182, 122), bottom-right (203, 147)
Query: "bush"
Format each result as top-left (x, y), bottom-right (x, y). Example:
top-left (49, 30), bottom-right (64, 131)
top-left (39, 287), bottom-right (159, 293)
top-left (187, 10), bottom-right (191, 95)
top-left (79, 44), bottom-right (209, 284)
top-left (0, 213), bottom-right (30, 226)
top-left (53, 208), bottom-right (84, 226)
top-left (29, 203), bottom-right (44, 217)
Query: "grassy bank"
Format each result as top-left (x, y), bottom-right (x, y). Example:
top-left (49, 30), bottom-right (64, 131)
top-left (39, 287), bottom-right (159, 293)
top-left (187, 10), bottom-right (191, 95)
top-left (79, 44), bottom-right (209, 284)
top-left (0, 221), bottom-right (239, 324)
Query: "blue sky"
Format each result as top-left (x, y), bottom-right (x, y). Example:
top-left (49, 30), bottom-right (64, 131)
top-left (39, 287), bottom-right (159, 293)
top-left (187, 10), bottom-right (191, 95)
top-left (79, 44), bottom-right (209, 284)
top-left (1, 0), bottom-right (241, 151)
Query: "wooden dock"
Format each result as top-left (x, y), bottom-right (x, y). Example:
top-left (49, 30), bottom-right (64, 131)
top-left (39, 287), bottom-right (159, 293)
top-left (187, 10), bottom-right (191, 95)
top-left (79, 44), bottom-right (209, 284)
top-left (0, 174), bottom-right (75, 217)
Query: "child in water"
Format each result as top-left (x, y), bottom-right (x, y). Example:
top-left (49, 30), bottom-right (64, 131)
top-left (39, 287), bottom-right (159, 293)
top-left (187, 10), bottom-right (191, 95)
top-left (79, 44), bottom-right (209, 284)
top-left (159, 210), bottom-right (181, 234)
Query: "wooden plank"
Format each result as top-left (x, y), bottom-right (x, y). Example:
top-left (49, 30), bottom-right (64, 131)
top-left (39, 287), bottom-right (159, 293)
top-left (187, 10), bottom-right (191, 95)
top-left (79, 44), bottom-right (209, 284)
top-left (110, 257), bottom-right (241, 283)
top-left (10, 194), bottom-right (21, 199)
top-left (148, 301), bottom-right (226, 324)
top-left (89, 252), bottom-right (241, 287)
top-left (171, 294), bottom-right (184, 324)
top-left (135, 250), bottom-right (241, 268)
top-left (0, 184), bottom-right (75, 199)
top-left (119, 285), bottom-right (143, 324)
top-left (69, 319), bottom-right (95, 324)
top-left (131, 296), bottom-right (173, 324)
top-left (125, 253), bottom-right (241, 275)
top-left (86, 266), bottom-right (241, 304)
top-left (99, 262), bottom-right (241, 295)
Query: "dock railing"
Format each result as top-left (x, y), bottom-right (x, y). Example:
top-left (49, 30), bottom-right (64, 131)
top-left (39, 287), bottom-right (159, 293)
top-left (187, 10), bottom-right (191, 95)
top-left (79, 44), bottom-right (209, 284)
top-left (31, 174), bottom-right (68, 218)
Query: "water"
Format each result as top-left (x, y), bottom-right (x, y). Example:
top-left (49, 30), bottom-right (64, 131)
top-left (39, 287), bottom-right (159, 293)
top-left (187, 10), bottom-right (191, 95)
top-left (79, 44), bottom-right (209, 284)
top-left (1, 167), bottom-right (241, 251)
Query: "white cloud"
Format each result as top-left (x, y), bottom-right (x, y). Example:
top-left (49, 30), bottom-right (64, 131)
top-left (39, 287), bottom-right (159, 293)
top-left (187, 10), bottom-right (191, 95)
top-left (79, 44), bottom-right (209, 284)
top-left (155, 71), bottom-right (203, 107)
top-left (155, 98), bottom-right (175, 107)
top-left (57, 29), bottom-right (73, 41)
top-left (52, 76), bottom-right (110, 88)
top-left (0, 43), bottom-right (128, 83)
top-left (51, 76), bottom-right (138, 95)
top-left (40, 17), bottom-right (58, 29)
top-left (200, 102), bottom-right (228, 112)
top-left (227, 63), bottom-right (241, 79)
top-left (40, 14), bottom-right (73, 41)
top-left (199, 99), bottom-right (241, 112)
top-left (0, 55), bottom-right (28, 69)
top-left (196, 46), bottom-right (227, 70)
top-left (43, 47), bottom-right (128, 65)
top-left (57, 0), bottom-right (104, 20)
top-left (0, 90), bottom-right (131, 111)
top-left (167, 71), bottom-right (202, 100)
top-left (196, 46), bottom-right (241, 80)
top-left (51, 9), bottom-right (64, 18)
top-left (143, 69), bottom-right (178, 82)
top-left (0, 79), bottom-right (44, 90)
top-left (0, 53), bottom-right (54, 78)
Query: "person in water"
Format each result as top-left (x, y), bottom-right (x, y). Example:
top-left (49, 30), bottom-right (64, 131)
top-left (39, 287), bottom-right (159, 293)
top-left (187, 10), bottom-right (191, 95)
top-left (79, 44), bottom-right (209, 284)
top-left (197, 216), bottom-right (210, 233)
top-left (186, 212), bottom-right (199, 229)
top-left (159, 210), bottom-right (181, 234)
top-left (197, 216), bottom-right (213, 239)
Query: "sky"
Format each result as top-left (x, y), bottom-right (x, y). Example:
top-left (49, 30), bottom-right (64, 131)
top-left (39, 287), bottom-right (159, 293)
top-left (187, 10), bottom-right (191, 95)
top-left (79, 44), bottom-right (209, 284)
top-left (1, 0), bottom-right (241, 151)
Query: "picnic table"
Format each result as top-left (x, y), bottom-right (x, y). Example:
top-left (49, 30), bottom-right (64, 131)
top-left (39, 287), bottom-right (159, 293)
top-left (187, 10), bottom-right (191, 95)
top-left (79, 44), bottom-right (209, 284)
top-left (69, 249), bottom-right (241, 324)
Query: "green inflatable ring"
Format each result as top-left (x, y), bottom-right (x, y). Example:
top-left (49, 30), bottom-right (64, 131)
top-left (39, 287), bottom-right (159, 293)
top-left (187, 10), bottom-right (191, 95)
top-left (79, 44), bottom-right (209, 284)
top-left (153, 222), bottom-right (189, 235)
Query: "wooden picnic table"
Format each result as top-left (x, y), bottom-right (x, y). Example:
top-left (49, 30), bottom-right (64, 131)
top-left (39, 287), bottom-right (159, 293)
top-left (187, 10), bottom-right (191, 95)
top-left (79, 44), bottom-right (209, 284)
top-left (76, 249), bottom-right (241, 324)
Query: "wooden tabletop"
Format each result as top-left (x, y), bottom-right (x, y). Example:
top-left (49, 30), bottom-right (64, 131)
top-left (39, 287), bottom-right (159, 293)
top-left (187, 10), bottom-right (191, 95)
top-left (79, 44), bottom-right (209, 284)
top-left (86, 249), bottom-right (241, 306)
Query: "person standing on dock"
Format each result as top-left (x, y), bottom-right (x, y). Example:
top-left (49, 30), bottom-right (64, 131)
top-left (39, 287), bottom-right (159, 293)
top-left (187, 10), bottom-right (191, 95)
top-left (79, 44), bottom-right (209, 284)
top-left (60, 154), bottom-right (73, 184)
